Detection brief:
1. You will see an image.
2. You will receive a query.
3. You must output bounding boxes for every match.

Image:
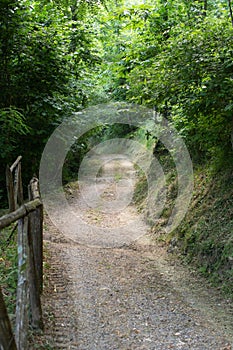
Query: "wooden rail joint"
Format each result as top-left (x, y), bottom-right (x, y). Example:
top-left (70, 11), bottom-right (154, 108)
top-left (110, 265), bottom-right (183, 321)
top-left (0, 198), bottom-right (42, 230)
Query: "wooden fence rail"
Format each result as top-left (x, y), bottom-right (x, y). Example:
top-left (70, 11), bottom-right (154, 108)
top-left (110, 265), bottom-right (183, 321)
top-left (0, 157), bottom-right (44, 350)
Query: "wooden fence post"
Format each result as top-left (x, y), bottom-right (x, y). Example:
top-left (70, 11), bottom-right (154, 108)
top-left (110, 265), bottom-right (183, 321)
top-left (13, 165), bottom-right (19, 209)
top-left (28, 221), bottom-right (44, 330)
top-left (6, 165), bottom-right (15, 212)
top-left (17, 162), bottom-right (24, 206)
top-left (0, 286), bottom-right (17, 350)
top-left (1, 160), bottom-right (45, 348)
top-left (6, 156), bottom-right (23, 213)
top-left (28, 177), bottom-right (44, 330)
top-left (15, 217), bottom-right (29, 350)
top-left (28, 178), bottom-right (43, 292)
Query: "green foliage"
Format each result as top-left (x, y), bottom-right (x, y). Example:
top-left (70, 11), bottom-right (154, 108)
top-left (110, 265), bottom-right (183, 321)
top-left (1, 0), bottom-right (232, 196)
top-left (0, 225), bottom-right (18, 318)
top-left (96, 0), bottom-right (233, 161)
top-left (0, 0), bottom-right (103, 205)
top-left (0, 107), bottom-right (30, 158)
top-left (154, 18), bottom-right (233, 158)
top-left (0, 0), bottom-right (232, 319)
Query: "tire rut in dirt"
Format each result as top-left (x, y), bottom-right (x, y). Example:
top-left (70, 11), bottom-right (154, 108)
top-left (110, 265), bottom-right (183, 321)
top-left (41, 242), bottom-right (79, 349)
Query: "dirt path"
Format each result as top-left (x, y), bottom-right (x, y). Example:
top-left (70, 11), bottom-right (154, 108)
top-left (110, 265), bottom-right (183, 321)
top-left (33, 156), bottom-right (233, 350)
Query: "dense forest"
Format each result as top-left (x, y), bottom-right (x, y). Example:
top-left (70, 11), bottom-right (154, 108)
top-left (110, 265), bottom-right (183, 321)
top-left (0, 0), bottom-right (233, 293)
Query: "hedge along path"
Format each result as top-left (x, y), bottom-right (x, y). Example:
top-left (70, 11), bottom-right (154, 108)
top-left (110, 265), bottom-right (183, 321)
top-left (37, 156), bottom-right (233, 350)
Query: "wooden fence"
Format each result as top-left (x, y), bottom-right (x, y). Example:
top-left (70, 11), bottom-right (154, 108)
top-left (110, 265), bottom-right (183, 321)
top-left (0, 157), bottom-right (44, 350)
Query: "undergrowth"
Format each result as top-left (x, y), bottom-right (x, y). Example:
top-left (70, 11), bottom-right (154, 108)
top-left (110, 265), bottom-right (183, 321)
top-left (134, 144), bottom-right (233, 298)
top-left (0, 224), bottom-right (18, 322)
top-left (174, 163), bottom-right (233, 297)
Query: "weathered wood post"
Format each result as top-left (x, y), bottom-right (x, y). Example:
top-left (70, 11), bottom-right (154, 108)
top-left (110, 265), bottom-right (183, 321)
top-left (0, 286), bottom-right (17, 350)
top-left (6, 156), bottom-right (23, 213)
top-left (28, 177), bottom-right (43, 293)
top-left (1, 158), bottom-right (45, 348)
top-left (11, 155), bottom-right (23, 208)
top-left (16, 161), bottom-right (24, 206)
top-left (28, 177), bottom-right (44, 330)
top-left (15, 216), bottom-right (29, 350)
top-left (6, 165), bottom-right (15, 212)
top-left (28, 177), bottom-right (43, 292)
